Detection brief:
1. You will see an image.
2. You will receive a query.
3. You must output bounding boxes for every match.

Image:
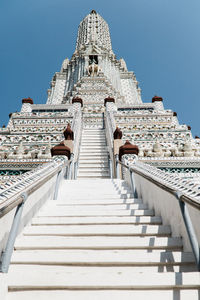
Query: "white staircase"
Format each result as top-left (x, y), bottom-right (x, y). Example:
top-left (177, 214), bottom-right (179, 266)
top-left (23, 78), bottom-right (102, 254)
top-left (77, 129), bottom-right (110, 179)
top-left (5, 179), bottom-right (200, 300)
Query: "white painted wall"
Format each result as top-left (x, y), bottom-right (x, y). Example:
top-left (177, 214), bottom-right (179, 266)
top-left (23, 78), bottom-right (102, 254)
top-left (123, 167), bottom-right (200, 252)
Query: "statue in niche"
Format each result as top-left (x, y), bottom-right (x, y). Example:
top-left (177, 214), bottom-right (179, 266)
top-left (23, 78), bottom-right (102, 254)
top-left (88, 61), bottom-right (99, 76)
top-left (88, 55), bottom-right (99, 76)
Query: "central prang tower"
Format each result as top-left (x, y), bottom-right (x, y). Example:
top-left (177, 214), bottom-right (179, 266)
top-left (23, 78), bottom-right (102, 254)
top-left (46, 9), bottom-right (142, 110)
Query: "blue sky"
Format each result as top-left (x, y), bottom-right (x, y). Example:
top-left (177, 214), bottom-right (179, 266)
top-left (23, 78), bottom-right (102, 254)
top-left (0, 0), bottom-right (199, 136)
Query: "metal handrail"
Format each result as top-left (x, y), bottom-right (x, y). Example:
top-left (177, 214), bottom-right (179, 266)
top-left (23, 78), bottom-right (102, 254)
top-left (0, 163), bottom-right (55, 202)
top-left (0, 158), bottom-right (68, 273)
top-left (0, 158), bottom-right (68, 218)
top-left (71, 108), bottom-right (82, 179)
top-left (104, 109), bottom-right (116, 178)
top-left (116, 156), bottom-right (200, 271)
top-left (118, 159), bottom-right (200, 210)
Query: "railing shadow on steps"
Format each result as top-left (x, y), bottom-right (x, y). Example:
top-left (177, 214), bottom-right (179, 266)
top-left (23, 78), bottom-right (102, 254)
top-left (115, 154), bottom-right (200, 271)
top-left (0, 156), bottom-right (68, 273)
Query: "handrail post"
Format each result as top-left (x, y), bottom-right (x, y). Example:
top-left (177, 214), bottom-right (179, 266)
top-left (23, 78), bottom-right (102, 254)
top-left (67, 154), bottom-right (74, 180)
top-left (0, 192), bottom-right (27, 273)
top-left (115, 154), bottom-right (120, 179)
top-left (129, 155), bottom-right (138, 198)
top-left (53, 170), bottom-right (61, 200)
top-left (108, 155), bottom-right (113, 179)
top-left (176, 192), bottom-right (200, 271)
top-left (129, 168), bottom-right (137, 198)
top-left (74, 161), bottom-right (78, 180)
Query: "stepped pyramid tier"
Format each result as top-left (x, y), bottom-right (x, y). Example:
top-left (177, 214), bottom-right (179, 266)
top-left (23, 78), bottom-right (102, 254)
top-left (1, 10), bottom-right (200, 299)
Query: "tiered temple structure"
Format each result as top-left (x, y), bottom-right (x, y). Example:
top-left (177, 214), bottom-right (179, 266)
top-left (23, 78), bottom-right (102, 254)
top-left (1, 10), bottom-right (200, 180)
top-left (1, 10), bottom-right (200, 299)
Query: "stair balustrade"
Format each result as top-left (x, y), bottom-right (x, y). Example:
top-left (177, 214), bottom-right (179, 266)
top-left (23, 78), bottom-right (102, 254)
top-left (115, 155), bottom-right (200, 271)
top-left (0, 156), bottom-right (68, 273)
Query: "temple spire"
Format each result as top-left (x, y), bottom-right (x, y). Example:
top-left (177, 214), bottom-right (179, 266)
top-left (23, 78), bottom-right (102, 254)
top-left (76, 10), bottom-right (112, 53)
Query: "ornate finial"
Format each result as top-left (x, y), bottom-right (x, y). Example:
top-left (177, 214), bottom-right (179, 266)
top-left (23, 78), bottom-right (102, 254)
top-left (90, 10), bottom-right (97, 14)
top-left (119, 140), bottom-right (139, 161)
top-left (64, 123), bottom-right (74, 140)
top-left (104, 97), bottom-right (115, 106)
top-left (72, 96), bottom-right (83, 107)
top-left (152, 95), bottom-right (163, 103)
top-left (22, 97), bottom-right (34, 104)
top-left (113, 127), bottom-right (122, 140)
top-left (51, 142), bottom-right (71, 159)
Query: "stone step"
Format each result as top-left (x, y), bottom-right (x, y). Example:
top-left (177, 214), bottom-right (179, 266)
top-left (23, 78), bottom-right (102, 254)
top-left (52, 198), bottom-right (140, 205)
top-left (56, 185), bottom-right (130, 191)
top-left (22, 224), bottom-right (171, 236)
top-left (82, 133), bottom-right (105, 136)
top-left (81, 138), bottom-right (106, 141)
top-left (81, 143), bottom-right (107, 146)
top-left (37, 209), bottom-right (155, 217)
top-left (82, 134), bottom-right (105, 137)
top-left (78, 162), bottom-right (109, 166)
top-left (78, 168), bottom-right (109, 173)
top-left (79, 158), bottom-right (108, 162)
top-left (79, 154), bottom-right (108, 158)
top-left (82, 136), bottom-right (105, 139)
top-left (83, 129), bottom-right (105, 131)
top-left (79, 150), bottom-right (108, 154)
top-left (56, 192), bottom-right (134, 199)
top-left (81, 146), bottom-right (107, 149)
top-left (80, 144), bottom-right (107, 148)
top-left (81, 139), bottom-right (105, 142)
top-left (5, 289), bottom-right (200, 300)
top-left (59, 179), bottom-right (127, 185)
top-left (14, 236), bottom-right (183, 250)
top-left (77, 173), bottom-right (110, 177)
top-left (10, 250), bottom-right (195, 266)
top-left (77, 175), bottom-right (110, 179)
top-left (43, 203), bottom-right (149, 211)
top-left (82, 131), bottom-right (105, 133)
top-left (78, 158), bottom-right (108, 162)
top-left (78, 160), bottom-right (109, 165)
top-left (78, 163), bottom-right (109, 167)
top-left (59, 179), bottom-right (125, 184)
top-left (80, 148), bottom-right (108, 152)
top-left (78, 167), bottom-right (109, 171)
top-left (77, 172), bottom-right (110, 176)
top-left (81, 140), bottom-right (106, 144)
top-left (31, 215), bottom-right (162, 225)
top-left (7, 265), bottom-right (200, 290)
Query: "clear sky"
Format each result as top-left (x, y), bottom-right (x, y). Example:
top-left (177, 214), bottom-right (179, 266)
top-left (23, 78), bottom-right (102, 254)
top-left (0, 0), bottom-right (199, 136)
